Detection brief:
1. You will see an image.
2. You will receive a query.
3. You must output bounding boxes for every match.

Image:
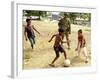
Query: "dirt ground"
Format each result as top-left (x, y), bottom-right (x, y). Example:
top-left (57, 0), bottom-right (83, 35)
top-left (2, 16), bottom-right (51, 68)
top-left (23, 21), bottom-right (91, 69)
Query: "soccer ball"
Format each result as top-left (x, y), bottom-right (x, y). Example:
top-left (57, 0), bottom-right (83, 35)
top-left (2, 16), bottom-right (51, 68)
top-left (64, 59), bottom-right (71, 67)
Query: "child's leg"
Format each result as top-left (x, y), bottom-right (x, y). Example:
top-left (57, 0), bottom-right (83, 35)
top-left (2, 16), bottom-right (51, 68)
top-left (59, 45), bottom-right (67, 59)
top-left (32, 35), bottom-right (35, 44)
top-left (83, 47), bottom-right (88, 62)
top-left (77, 48), bottom-right (81, 57)
top-left (51, 52), bottom-right (59, 64)
top-left (28, 37), bottom-right (34, 49)
top-left (63, 51), bottom-right (67, 59)
top-left (51, 57), bottom-right (59, 64)
top-left (83, 47), bottom-right (88, 57)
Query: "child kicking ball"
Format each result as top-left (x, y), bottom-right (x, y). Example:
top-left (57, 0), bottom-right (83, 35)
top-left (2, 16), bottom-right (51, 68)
top-left (75, 29), bottom-right (89, 63)
top-left (48, 28), bottom-right (70, 67)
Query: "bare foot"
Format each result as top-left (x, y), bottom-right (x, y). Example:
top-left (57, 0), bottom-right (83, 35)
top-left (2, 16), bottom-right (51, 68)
top-left (49, 64), bottom-right (55, 67)
top-left (85, 59), bottom-right (89, 63)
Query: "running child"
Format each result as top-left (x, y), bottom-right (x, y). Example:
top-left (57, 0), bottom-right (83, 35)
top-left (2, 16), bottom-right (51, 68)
top-left (24, 18), bottom-right (40, 49)
top-left (48, 28), bottom-right (68, 66)
top-left (75, 29), bottom-right (89, 63)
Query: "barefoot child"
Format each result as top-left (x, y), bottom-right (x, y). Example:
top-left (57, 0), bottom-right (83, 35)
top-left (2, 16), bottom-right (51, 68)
top-left (24, 18), bottom-right (40, 49)
top-left (75, 29), bottom-right (89, 63)
top-left (48, 28), bottom-right (68, 66)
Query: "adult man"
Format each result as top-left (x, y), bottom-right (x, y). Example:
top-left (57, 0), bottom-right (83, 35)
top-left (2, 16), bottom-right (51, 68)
top-left (58, 13), bottom-right (71, 49)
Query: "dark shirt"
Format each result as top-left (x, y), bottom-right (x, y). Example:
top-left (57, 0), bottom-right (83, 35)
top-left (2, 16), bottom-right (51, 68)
top-left (58, 18), bottom-right (71, 34)
top-left (25, 25), bottom-right (35, 38)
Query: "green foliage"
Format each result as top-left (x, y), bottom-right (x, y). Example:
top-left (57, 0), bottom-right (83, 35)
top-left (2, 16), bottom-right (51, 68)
top-left (69, 13), bottom-right (78, 23)
top-left (23, 10), bottom-right (91, 22)
top-left (59, 12), bottom-right (78, 23)
top-left (23, 10), bottom-right (47, 20)
top-left (80, 13), bottom-right (91, 21)
top-left (85, 29), bottom-right (91, 32)
top-left (59, 12), bottom-right (91, 23)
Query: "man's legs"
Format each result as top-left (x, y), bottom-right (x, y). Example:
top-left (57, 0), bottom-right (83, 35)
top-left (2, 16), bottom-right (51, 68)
top-left (65, 32), bottom-right (70, 49)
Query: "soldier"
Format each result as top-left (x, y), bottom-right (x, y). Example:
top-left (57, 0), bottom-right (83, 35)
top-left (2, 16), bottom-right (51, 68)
top-left (58, 13), bottom-right (71, 49)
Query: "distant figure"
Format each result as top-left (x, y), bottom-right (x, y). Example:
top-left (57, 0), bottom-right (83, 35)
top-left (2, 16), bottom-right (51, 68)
top-left (24, 18), bottom-right (41, 49)
top-left (58, 13), bottom-right (71, 49)
top-left (75, 29), bottom-right (89, 63)
top-left (48, 28), bottom-right (68, 66)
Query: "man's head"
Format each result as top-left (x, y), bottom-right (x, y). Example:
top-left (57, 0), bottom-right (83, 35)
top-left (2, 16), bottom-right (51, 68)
top-left (78, 29), bottom-right (82, 36)
top-left (58, 28), bottom-right (64, 35)
top-left (64, 13), bottom-right (68, 18)
top-left (26, 18), bottom-right (31, 25)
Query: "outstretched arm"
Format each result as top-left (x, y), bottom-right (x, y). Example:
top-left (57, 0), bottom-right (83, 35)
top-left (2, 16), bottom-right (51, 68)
top-left (48, 35), bottom-right (56, 42)
top-left (32, 25), bottom-right (40, 34)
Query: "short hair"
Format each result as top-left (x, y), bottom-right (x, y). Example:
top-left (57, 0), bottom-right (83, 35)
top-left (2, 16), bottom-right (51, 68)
top-left (26, 18), bottom-right (31, 22)
top-left (78, 29), bottom-right (82, 33)
top-left (64, 13), bottom-right (68, 17)
top-left (58, 28), bottom-right (64, 32)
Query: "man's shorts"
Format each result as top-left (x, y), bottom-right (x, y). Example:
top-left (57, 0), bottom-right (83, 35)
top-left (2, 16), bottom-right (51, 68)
top-left (54, 45), bottom-right (65, 57)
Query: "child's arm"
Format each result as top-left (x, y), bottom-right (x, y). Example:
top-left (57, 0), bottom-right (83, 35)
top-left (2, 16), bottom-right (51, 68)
top-left (32, 25), bottom-right (40, 35)
top-left (24, 27), bottom-right (28, 41)
top-left (48, 35), bottom-right (56, 42)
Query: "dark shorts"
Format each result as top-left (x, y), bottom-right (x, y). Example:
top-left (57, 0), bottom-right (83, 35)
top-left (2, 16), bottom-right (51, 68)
top-left (54, 45), bottom-right (65, 57)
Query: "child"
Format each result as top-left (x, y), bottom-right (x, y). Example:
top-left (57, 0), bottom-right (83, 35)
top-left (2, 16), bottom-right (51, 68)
top-left (24, 18), bottom-right (40, 49)
top-left (75, 29), bottom-right (89, 63)
top-left (48, 28), bottom-right (68, 66)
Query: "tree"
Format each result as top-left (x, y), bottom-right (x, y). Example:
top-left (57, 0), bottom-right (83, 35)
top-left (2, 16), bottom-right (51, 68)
top-left (68, 13), bottom-right (78, 23)
top-left (23, 10), bottom-right (47, 20)
top-left (59, 12), bottom-right (78, 23)
top-left (59, 12), bottom-right (91, 23)
top-left (80, 13), bottom-right (91, 21)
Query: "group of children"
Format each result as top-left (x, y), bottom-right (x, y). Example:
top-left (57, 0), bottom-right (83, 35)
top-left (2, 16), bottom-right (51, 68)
top-left (24, 18), bottom-right (89, 67)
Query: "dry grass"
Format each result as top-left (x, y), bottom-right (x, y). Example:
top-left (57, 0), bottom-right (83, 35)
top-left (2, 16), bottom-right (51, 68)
top-left (23, 21), bottom-right (91, 69)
